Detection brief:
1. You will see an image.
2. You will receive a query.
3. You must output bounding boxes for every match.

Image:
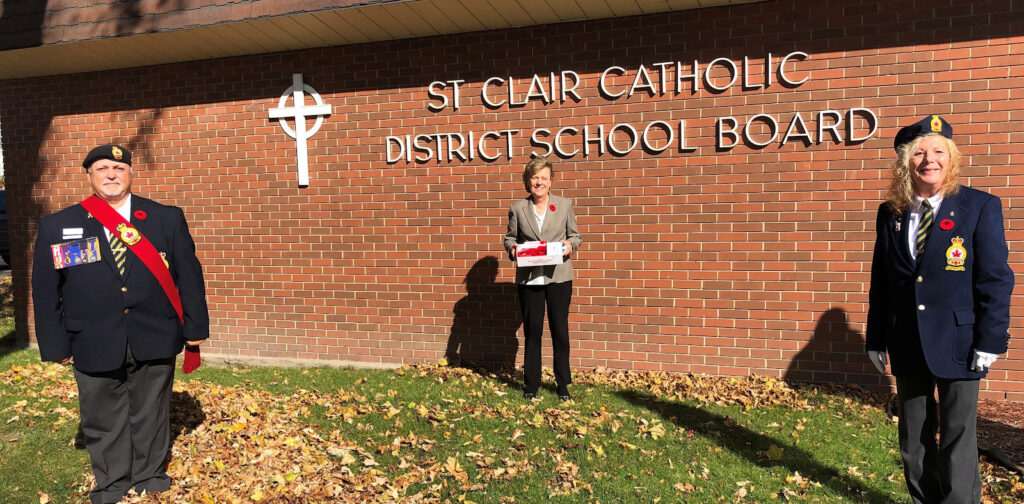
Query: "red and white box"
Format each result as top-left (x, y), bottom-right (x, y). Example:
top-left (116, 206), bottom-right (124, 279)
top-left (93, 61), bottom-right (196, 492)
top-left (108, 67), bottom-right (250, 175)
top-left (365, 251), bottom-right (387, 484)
top-left (516, 240), bottom-right (564, 267)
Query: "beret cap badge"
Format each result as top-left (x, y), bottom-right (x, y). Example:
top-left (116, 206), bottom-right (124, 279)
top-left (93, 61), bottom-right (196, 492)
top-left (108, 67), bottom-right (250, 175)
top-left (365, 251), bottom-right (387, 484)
top-left (894, 115), bottom-right (953, 152)
top-left (82, 143), bottom-right (132, 169)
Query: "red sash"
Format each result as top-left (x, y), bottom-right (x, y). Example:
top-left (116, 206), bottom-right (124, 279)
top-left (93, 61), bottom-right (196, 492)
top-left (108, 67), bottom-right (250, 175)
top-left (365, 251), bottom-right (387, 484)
top-left (80, 195), bottom-right (184, 323)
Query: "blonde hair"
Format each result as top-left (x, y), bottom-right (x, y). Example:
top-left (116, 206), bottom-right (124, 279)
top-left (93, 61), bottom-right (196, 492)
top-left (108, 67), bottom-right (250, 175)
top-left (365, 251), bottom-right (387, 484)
top-left (884, 133), bottom-right (961, 213)
top-left (522, 155), bottom-right (553, 193)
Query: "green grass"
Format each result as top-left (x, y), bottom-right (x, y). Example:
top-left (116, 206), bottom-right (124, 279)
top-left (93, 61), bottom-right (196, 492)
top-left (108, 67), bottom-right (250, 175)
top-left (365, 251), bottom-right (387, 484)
top-left (0, 347), bottom-right (91, 504)
top-left (5, 265), bottom-right (1020, 504)
top-left (1, 349), bottom-right (916, 504)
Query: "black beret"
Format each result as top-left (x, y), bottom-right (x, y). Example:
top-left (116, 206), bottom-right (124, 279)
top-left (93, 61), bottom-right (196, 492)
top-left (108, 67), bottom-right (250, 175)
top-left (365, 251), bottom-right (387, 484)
top-left (82, 144), bottom-right (132, 169)
top-left (894, 115), bottom-right (952, 152)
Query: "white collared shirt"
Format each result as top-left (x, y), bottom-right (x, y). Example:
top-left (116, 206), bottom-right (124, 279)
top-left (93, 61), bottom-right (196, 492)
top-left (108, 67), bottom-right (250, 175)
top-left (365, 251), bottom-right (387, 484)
top-left (526, 204), bottom-right (549, 285)
top-left (533, 204), bottom-right (547, 229)
top-left (907, 193), bottom-right (943, 261)
top-left (103, 194), bottom-right (132, 241)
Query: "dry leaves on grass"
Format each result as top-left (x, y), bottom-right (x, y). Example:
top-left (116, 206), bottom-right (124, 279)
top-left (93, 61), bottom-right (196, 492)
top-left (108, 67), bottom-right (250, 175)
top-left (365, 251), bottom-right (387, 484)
top-left (2, 364), bottom-right (484, 503)
top-left (125, 382), bottom-right (487, 504)
top-left (0, 363), bottom-right (80, 426)
top-left (6, 360), bottom-right (1023, 503)
top-left (416, 361), bottom-right (810, 410)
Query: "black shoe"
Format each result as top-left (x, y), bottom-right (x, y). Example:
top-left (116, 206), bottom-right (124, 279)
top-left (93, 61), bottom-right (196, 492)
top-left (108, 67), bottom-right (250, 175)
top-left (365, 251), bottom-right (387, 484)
top-left (557, 387), bottom-right (571, 401)
top-left (523, 392), bottom-right (536, 400)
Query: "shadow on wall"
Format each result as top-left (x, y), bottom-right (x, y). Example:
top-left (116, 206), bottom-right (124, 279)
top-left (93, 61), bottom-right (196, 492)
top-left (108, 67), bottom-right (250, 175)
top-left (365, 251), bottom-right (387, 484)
top-left (2, 0), bottom-right (176, 348)
top-left (784, 307), bottom-right (888, 392)
top-left (8, 106), bottom-right (166, 347)
top-left (446, 256), bottom-right (521, 370)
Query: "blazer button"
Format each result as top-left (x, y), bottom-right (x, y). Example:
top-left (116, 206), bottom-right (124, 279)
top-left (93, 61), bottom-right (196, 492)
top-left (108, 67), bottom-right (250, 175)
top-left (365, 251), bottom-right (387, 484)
top-left (123, 308), bottom-right (130, 314)
top-left (121, 287), bottom-right (128, 292)
top-left (916, 276), bottom-right (923, 283)
top-left (917, 304), bottom-right (925, 311)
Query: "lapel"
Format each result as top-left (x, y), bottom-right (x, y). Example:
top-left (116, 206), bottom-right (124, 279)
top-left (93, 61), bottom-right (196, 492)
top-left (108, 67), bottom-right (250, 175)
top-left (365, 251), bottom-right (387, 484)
top-left (892, 207), bottom-right (914, 272)
top-left (543, 195), bottom-right (565, 241)
top-left (522, 197), bottom-right (543, 240)
top-left (81, 204), bottom-right (121, 277)
top-left (926, 189), bottom-right (969, 265)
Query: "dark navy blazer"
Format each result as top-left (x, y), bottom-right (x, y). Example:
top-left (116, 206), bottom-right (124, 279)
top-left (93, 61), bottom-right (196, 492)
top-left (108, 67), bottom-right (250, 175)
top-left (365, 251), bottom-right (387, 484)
top-left (32, 195), bottom-right (209, 373)
top-left (866, 185), bottom-right (1013, 379)
top-left (864, 185), bottom-right (1015, 376)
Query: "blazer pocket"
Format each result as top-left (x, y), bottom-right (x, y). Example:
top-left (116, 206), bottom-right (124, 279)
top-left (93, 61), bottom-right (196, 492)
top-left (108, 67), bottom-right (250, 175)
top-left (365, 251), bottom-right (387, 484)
top-left (953, 307), bottom-right (975, 326)
top-left (952, 307), bottom-right (975, 364)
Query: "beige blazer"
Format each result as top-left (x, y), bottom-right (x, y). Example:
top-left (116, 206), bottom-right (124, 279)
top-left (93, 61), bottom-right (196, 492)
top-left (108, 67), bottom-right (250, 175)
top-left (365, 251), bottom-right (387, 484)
top-left (504, 194), bottom-right (583, 285)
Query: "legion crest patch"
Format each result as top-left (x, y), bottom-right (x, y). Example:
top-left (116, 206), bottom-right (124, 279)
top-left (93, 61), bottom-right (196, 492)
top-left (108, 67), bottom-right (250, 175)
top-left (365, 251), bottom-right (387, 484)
top-left (116, 222), bottom-right (141, 246)
top-left (945, 236), bottom-right (967, 271)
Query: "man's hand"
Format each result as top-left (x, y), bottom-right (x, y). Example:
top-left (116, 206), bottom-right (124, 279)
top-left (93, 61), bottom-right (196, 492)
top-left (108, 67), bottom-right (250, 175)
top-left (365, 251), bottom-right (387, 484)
top-left (185, 340), bottom-right (202, 347)
top-left (971, 350), bottom-right (998, 372)
top-left (867, 350), bottom-right (887, 374)
top-left (58, 356), bottom-right (74, 366)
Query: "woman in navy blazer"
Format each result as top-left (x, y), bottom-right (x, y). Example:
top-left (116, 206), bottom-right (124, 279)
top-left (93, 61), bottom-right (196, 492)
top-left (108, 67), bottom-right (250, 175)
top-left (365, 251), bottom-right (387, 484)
top-left (504, 155), bottom-right (582, 401)
top-left (866, 116), bottom-right (1013, 504)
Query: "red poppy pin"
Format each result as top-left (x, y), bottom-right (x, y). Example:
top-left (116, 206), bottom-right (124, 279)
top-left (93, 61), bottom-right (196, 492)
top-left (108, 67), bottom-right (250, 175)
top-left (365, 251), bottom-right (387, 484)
top-left (134, 210), bottom-right (147, 220)
top-left (549, 204), bottom-right (557, 212)
top-left (939, 219), bottom-right (954, 231)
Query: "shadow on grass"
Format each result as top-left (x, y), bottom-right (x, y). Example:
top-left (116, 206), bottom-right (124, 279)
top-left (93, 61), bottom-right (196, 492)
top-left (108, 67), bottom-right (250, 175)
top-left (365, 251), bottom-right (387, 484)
top-left (616, 389), bottom-right (896, 504)
top-left (0, 276), bottom-right (21, 360)
top-left (170, 390), bottom-right (205, 445)
top-left (73, 390), bottom-right (206, 453)
top-left (978, 417), bottom-right (1024, 473)
top-left (0, 328), bottom-right (24, 360)
top-left (787, 378), bottom-right (1024, 473)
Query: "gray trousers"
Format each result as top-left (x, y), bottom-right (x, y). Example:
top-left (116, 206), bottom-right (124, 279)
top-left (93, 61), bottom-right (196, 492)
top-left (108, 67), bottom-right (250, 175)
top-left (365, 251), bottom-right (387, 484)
top-left (74, 346), bottom-right (175, 504)
top-left (895, 374), bottom-right (981, 504)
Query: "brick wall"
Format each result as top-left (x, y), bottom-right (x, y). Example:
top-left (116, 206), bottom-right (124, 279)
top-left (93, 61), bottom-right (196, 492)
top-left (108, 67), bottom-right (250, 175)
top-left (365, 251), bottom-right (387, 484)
top-left (2, 0), bottom-right (1022, 400)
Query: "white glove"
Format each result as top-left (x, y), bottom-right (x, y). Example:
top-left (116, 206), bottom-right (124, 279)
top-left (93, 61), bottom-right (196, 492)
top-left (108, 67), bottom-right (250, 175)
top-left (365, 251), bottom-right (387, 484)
top-left (971, 350), bottom-right (999, 372)
top-left (867, 350), bottom-right (888, 374)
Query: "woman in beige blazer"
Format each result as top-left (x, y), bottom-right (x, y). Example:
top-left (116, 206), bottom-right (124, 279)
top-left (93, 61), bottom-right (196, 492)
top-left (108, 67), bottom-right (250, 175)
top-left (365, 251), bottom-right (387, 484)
top-left (504, 155), bottom-right (583, 401)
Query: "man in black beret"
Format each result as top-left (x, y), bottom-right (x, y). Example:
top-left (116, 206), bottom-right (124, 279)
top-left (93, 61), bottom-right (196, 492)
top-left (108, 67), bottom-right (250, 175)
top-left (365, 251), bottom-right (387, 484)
top-left (866, 116), bottom-right (1013, 504)
top-left (32, 144), bottom-right (209, 503)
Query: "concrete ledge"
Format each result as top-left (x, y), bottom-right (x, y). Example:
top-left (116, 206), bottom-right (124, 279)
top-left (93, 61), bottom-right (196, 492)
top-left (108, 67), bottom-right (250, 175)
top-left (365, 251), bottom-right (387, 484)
top-left (195, 353), bottom-right (402, 371)
top-left (22, 342), bottom-right (403, 371)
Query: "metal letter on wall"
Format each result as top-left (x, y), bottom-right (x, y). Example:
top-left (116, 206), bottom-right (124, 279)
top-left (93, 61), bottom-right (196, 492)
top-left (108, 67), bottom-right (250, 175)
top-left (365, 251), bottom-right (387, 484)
top-left (268, 73), bottom-right (332, 187)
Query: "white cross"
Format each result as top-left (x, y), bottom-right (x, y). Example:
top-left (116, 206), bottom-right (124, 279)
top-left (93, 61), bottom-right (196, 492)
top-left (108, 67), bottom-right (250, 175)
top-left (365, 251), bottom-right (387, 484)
top-left (269, 73), bottom-right (332, 187)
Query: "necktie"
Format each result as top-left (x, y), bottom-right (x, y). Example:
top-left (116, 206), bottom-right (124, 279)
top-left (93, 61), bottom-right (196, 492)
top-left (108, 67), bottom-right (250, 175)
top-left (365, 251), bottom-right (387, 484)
top-left (109, 232), bottom-right (126, 276)
top-left (915, 200), bottom-right (933, 260)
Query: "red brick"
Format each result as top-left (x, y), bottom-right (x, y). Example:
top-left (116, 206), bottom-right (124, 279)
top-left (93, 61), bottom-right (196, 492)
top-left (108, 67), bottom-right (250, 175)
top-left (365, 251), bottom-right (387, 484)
top-left (2, 0), bottom-right (1022, 400)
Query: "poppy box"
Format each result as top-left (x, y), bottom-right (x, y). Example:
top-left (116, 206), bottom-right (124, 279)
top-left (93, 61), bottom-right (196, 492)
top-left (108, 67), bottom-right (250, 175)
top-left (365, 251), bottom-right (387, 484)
top-left (516, 240), bottom-right (564, 267)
